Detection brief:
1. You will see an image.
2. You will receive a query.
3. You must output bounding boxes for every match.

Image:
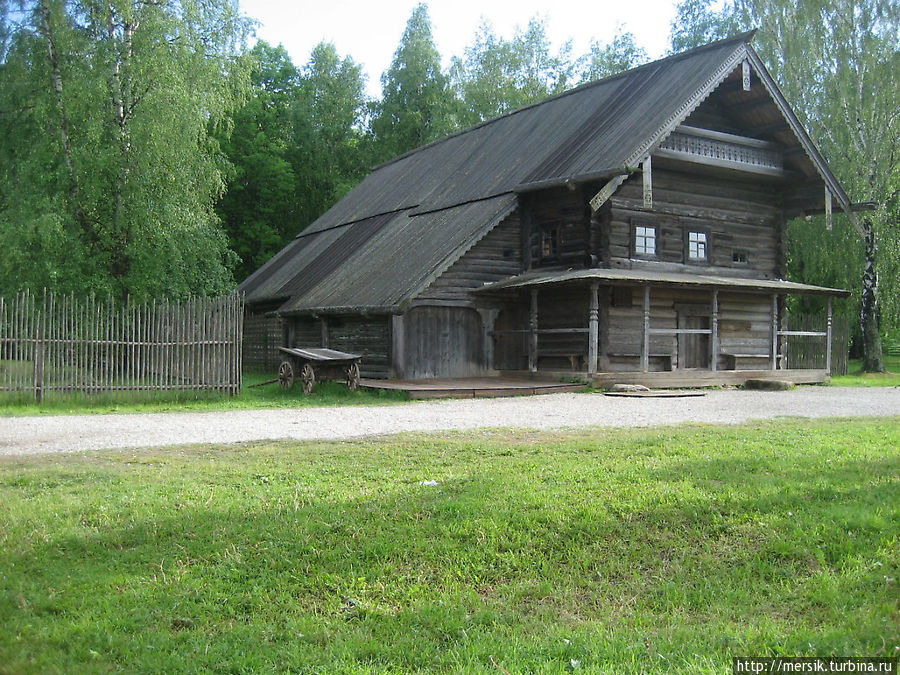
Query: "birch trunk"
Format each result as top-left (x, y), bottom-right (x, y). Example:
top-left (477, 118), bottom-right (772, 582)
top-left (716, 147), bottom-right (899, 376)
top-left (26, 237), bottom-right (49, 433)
top-left (860, 218), bottom-right (885, 372)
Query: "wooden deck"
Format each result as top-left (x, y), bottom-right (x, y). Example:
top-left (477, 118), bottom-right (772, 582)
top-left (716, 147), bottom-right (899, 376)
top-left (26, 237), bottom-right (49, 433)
top-left (361, 368), bottom-right (829, 400)
top-left (359, 377), bottom-right (586, 400)
top-left (590, 368), bottom-right (828, 389)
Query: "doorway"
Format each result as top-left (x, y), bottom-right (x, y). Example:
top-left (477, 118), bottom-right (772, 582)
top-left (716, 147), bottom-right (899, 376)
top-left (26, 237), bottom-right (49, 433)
top-left (677, 306), bottom-right (710, 369)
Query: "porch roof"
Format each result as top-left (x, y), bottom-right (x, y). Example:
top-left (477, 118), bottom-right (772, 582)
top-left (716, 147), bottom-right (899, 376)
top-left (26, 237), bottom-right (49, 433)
top-left (473, 268), bottom-right (851, 297)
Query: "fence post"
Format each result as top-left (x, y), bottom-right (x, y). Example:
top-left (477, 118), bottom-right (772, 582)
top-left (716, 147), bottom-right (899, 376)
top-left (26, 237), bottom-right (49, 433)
top-left (825, 297), bottom-right (833, 376)
top-left (34, 292), bottom-right (45, 402)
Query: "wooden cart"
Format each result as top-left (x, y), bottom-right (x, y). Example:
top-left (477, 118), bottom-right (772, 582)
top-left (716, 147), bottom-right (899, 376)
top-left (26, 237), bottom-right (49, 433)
top-left (277, 347), bottom-right (361, 394)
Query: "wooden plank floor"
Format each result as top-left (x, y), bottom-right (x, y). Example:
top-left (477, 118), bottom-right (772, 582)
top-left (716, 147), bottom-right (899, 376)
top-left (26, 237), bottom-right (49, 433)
top-left (359, 377), bottom-right (587, 400)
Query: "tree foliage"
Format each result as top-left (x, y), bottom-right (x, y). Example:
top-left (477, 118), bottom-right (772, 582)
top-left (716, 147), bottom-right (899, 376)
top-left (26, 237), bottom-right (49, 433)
top-left (370, 3), bottom-right (455, 161)
top-left (0, 0), bottom-right (252, 298)
top-left (216, 40), bottom-right (369, 282)
top-left (579, 27), bottom-right (649, 82)
top-left (450, 18), bottom-right (576, 126)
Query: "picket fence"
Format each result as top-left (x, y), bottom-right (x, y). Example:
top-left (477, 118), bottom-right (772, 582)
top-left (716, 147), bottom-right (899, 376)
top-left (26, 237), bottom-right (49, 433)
top-left (0, 290), bottom-right (243, 402)
top-left (785, 314), bottom-right (850, 376)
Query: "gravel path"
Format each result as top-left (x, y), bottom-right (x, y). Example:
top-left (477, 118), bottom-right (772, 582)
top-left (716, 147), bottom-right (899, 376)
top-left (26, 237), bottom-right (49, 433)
top-left (1, 386), bottom-right (897, 456)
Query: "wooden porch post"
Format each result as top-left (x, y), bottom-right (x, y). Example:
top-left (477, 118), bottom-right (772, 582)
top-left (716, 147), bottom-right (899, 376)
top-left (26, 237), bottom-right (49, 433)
top-left (711, 289), bottom-right (719, 372)
top-left (588, 281), bottom-right (599, 374)
top-left (390, 314), bottom-right (405, 378)
top-left (642, 285), bottom-right (650, 372)
top-left (477, 308), bottom-right (499, 373)
top-left (529, 289), bottom-right (538, 373)
top-left (825, 296), bottom-right (833, 376)
top-left (770, 294), bottom-right (778, 370)
top-left (320, 317), bottom-right (329, 348)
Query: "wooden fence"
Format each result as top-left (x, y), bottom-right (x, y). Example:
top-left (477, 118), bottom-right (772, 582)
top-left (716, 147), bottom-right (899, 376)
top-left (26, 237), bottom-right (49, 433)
top-left (785, 314), bottom-right (850, 375)
top-left (0, 290), bottom-right (243, 402)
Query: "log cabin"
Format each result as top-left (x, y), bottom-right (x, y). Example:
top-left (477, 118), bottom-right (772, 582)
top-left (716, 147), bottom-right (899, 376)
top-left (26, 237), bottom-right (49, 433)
top-left (239, 32), bottom-right (856, 388)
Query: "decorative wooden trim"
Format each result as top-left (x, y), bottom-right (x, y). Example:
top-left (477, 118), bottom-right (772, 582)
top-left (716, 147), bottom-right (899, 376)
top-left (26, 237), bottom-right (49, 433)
top-left (657, 128), bottom-right (783, 175)
top-left (675, 124), bottom-right (779, 150)
top-left (642, 156), bottom-right (653, 208)
top-left (626, 43), bottom-right (749, 171)
top-left (742, 59), bottom-right (751, 91)
top-left (590, 174), bottom-right (628, 212)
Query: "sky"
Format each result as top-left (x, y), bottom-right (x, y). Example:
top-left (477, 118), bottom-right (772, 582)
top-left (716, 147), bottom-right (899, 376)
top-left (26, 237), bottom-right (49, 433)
top-left (237, 0), bottom-right (681, 97)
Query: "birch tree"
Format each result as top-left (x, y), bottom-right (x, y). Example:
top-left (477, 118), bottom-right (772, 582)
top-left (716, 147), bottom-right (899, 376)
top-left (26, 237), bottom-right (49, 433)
top-left (0, 0), bottom-right (252, 297)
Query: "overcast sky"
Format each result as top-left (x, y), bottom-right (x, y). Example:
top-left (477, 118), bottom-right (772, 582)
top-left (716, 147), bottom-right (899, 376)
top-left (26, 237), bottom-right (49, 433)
top-left (237, 0), bottom-right (681, 97)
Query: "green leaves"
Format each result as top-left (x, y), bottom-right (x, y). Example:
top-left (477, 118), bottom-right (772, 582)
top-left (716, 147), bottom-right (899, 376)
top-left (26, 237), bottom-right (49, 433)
top-left (0, 0), bottom-right (252, 298)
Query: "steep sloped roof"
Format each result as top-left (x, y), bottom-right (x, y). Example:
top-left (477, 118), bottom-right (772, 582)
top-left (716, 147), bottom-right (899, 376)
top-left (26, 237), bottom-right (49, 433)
top-left (239, 32), bottom-right (849, 313)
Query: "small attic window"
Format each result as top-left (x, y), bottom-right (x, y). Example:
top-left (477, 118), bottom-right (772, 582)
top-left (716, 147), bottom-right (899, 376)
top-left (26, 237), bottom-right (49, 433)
top-left (541, 226), bottom-right (559, 260)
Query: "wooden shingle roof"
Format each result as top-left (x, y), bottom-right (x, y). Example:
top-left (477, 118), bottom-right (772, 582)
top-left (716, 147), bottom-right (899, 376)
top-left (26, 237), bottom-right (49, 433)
top-left (239, 32), bottom-right (850, 314)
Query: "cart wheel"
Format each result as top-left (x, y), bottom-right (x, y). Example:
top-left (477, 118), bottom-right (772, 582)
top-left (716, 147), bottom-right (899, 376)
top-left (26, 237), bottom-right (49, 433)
top-left (300, 363), bottom-right (316, 394)
top-left (278, 360), bottom-right (295, 390)
top-left (346, 362), bottom-right (360, 391)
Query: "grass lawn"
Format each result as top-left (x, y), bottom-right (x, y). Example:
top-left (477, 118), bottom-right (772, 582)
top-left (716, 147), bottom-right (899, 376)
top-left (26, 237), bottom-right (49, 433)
top-left (1, 419), bottom-right (897, 673)
top-left (831, 354), bottom-right (900, 387)
top-left (0, 370), bottom-right (407, 417)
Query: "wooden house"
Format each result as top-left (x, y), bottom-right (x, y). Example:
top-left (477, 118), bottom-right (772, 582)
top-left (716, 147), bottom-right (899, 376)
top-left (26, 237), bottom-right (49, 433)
top-left (239, 33), bottom-right (855, 387)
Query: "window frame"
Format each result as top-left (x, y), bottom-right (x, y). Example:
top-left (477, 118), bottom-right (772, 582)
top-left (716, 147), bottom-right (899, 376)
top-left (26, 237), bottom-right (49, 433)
top-left (631, 221), bottom-right (659, 259)
top-left (540, 225), bottom-right (560, 262)
top-left (685, 228), bottom-right (710, 264)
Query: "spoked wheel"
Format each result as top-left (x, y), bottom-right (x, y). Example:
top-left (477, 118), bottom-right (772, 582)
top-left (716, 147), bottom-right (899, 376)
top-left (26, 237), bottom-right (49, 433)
top-left (278, 360), bottom-right (295, 390)
top-left (345, 362), bottom-right (360, 391)
top-left (300, 362), bottom-right (316, 395)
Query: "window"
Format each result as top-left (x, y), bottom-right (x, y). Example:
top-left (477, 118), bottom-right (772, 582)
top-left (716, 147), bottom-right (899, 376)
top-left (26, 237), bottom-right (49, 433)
top-left (541, 226), bottom-right (559, 259)
top-left (687, 231), bottom-right (708, 261)
top-left (634, 225), bottom-right (657, 256)
top-left (732, 251), bottom-right (748, 264)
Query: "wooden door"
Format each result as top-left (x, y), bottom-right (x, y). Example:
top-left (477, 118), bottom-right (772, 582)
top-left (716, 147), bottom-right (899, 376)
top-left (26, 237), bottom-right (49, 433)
top-left (678, 313), bottom-right (710, 369)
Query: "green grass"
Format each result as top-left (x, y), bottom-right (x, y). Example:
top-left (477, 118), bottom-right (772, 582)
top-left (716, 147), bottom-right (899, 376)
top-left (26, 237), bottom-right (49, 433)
top-left (0, 369), bottom-right (407, 417)
top-left (1, 419), bottom-right (898, 673)
top-left (831, 354), bottom-right (900, 387)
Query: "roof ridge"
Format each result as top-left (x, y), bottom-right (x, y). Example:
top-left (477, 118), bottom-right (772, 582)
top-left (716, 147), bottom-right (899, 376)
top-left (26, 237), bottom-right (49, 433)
top-left (371, 30), bottom-right (759, 172)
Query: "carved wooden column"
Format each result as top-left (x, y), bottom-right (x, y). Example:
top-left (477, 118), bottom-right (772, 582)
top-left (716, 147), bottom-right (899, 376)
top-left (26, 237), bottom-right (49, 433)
top-left (642, 285), bottom-right (651, 373)
top-left (529, 289), bottom-right (539, 373)
top-left (587, 281), bottom-right (600, 374)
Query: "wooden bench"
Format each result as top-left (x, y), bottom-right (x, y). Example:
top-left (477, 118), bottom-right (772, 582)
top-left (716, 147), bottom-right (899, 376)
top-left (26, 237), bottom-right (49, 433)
top-left (540, 349), bottom-right (584, 371)
top-left (720, 352), bottom-right (771, 370)
top-left (607, 352), bottom-right (674, 371)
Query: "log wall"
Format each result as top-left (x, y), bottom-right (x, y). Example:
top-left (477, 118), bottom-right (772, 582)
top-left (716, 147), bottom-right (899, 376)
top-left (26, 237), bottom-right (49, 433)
top-left (415, 211), bottom-right (522, 305)
top-left (606, 166), bottom-right (785, 279)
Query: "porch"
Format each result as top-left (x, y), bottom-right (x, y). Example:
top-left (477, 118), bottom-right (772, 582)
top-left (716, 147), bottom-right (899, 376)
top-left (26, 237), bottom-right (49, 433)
top-left (475, 268), bottom-right (850, 387)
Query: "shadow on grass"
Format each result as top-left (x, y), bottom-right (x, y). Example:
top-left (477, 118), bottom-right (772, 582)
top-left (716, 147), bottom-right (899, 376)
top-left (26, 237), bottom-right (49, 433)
top-left (1, 426), bottom-right (898, 673)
